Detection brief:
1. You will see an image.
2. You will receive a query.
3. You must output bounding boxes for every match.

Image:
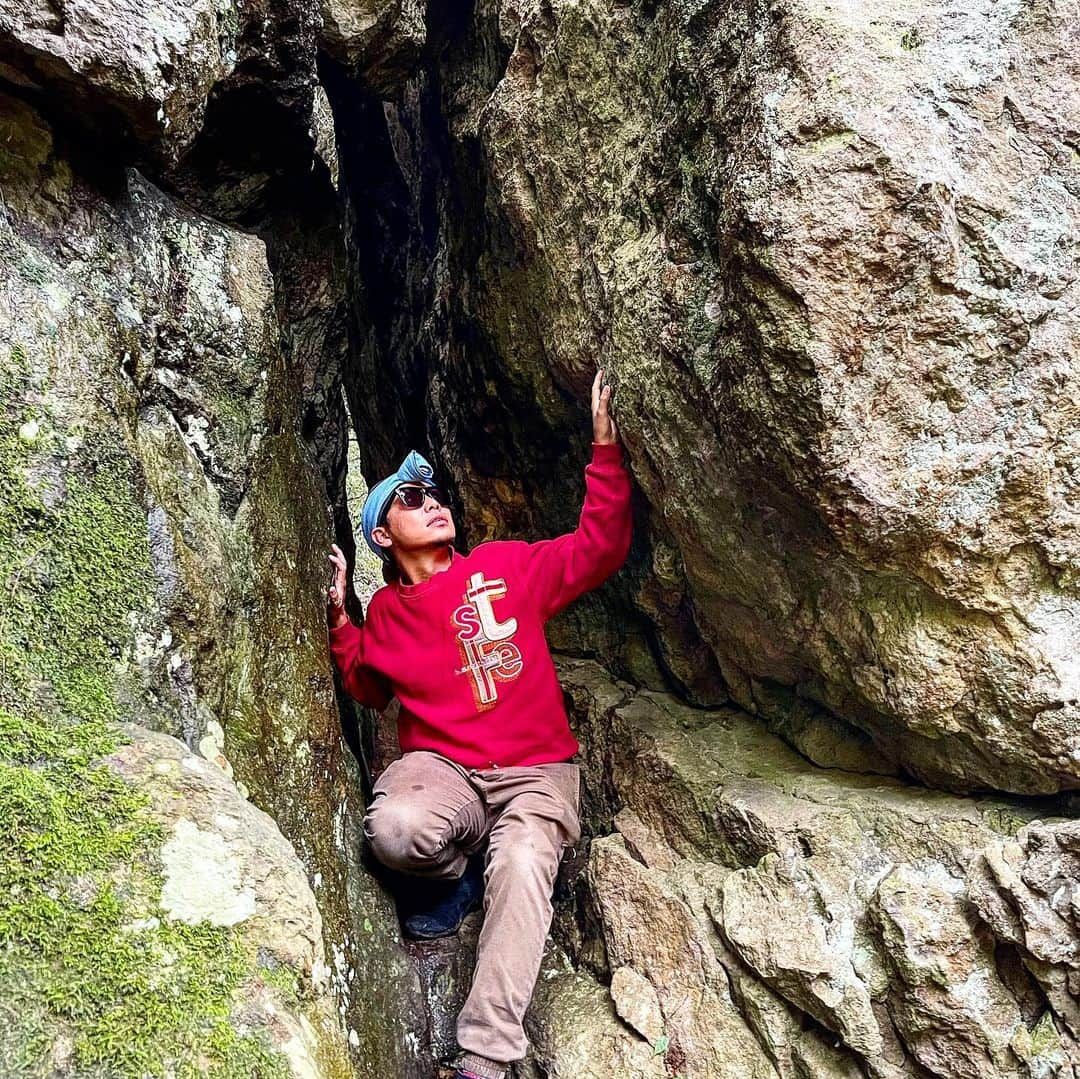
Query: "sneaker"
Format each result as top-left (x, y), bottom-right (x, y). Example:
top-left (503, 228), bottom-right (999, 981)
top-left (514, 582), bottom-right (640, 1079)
top-left (399, 852), bottom-right (485, 940)
top-left (453, 1066), bottom-right (507, 1079)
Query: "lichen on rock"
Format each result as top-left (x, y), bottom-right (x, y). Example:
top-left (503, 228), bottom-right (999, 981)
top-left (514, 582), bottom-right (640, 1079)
top-left (0, 83), bottom-right (396, 1076)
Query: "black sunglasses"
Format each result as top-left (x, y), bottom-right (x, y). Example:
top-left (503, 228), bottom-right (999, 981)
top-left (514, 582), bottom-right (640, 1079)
top-left (389, 484), bottom-right (449, 511)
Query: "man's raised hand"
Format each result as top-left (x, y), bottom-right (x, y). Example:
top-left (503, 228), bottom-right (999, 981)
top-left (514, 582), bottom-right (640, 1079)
top-left (592, 368), bottom-right (620, 446)
top-left (327, 542), bottom-right (349, 628)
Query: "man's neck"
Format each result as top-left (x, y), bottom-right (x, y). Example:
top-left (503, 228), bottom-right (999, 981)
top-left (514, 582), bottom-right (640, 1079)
top-left (398, 544), bottom-right (453, 585)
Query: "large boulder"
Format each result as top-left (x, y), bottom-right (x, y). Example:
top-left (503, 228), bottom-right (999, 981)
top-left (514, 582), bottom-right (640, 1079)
top-left (549, 659), bottom-right (1077, 1077)
top-left (0, 88), bottom-right (427, 1075)
top-left (319, 0), bottom-right (428, 97)
top-left (0, 712), bottom-right (354, 1075)
top-left (344, 0), bottom-right (1080, 794)
top-left (120, 727), bottom-right (352, 1075)
top-left (0, 0), bottom-right (319, 173)
top-left (5, 0), bottom-right (1079, 1072)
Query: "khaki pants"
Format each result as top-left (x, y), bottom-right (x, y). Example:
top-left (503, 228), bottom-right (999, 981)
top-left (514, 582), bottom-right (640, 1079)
top-left (363, 749), bottom-right (582, 1064)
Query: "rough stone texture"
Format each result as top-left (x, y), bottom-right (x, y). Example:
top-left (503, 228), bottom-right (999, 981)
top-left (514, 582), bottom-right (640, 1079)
top-left (108, 725), bottom-right (352, 1076)
top-left (609, 964), bottom-right (665, 1046)
top-left (520, 944), bottom-right (667, 1078)
top-left (348, 0), bottom-right (1080, 795)
top-left (0, 86), bottom-right (428, 1076)
top-left (721, 853), bottom-right (884, 1061)
top-left (319, 0), bottom-right (428, 98)
top-left (968, 820), bottom-right (1080, 1048)
top-left (402, 909), bottom-right (484, 1064)
top-left (0, 0), bottom-right (240, 159)
top-left (590, 835), bottom-right (783, 1078)
top-left (869, 861), bottom-right (1026, 1078)
top-left (551, 658), bottom-right (1077, 1078)
top-left (0, 0), bottom-right (320, 194)
top-left (5, 1), bottom-right (1080, 1075)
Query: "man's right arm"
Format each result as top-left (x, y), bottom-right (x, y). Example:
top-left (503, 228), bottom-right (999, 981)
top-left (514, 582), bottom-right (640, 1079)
top-left (328, 616), bottom-right (394, 710)
top-left (514, 441), bottom-right (632, 621)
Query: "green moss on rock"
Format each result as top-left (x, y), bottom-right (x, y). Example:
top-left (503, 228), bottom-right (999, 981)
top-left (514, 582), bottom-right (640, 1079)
top-left (0, 353), bottom-right (291, 1076)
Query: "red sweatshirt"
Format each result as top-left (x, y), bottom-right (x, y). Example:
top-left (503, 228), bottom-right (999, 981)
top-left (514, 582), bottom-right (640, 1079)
top-left (328, 441), bottom-right (632, 768)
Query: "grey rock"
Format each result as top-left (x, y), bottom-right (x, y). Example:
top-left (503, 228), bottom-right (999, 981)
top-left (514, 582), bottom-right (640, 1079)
top-left (558, 658), bottom-right (1076, 1077)
top-left (348, 0), bottom-right (1080, 794)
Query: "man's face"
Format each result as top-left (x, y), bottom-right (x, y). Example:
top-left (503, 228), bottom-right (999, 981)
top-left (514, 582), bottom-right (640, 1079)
top-left (372, 483), bottom-right (455, 560)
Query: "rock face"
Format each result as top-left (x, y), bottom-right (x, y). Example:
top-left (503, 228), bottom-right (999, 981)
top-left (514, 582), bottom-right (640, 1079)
top-left (319, 0), bottom-right (428, 97)
top-left (0, 73), bottom-right (427, 1075)
top-left (340, 0), bottom-right (1080, 795)
top-left (0, 0), bottom-right (247, 159)
top-left (111, 727), bottom-right (352, 1077)
top-left (540, 659), bottom-right (1077, 1079)
top-left (969, 820), bottom-right (1080, 1047)
top-left (3, 1), bottom-right (1080, 1077)
top-left (0, 0), bottom-right (321, 213)
top-left (0, 713), bottom-right (352, 1076)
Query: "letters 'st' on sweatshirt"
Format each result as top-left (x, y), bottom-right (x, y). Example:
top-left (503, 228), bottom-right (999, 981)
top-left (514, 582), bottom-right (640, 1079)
top-left (328, 441), bottom-right (633, 769)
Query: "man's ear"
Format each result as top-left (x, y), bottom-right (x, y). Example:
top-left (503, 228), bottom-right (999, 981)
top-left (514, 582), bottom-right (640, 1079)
top-left (371, 524), bottom-right (393, 552)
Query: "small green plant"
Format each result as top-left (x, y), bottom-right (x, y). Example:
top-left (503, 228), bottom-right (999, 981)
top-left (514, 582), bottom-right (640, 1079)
top-left (901, 26), bottom-right (923, 50)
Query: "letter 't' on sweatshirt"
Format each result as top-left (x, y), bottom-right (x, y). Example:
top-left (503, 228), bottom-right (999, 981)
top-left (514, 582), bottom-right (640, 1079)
top-left (328, 441), bottom-right (633, 768)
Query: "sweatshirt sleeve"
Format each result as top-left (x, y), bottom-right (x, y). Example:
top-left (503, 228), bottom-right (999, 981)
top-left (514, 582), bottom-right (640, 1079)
top-left (327, 616), bottom-right (394, 710)
top-left (517, 441), bottom-right (632, 622)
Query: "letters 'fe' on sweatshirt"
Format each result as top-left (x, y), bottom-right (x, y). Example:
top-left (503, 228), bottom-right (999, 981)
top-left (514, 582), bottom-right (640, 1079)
top-left (328, 442), bottom-right (632, 769)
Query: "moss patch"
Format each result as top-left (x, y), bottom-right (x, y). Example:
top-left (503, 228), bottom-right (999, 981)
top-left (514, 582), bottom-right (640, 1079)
top-left (257, 957), bottom-right (303, 1006)
top-left (0, 353), bottom-right (290, 1076)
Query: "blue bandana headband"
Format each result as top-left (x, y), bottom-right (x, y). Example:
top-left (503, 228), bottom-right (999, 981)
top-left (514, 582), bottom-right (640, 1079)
top-left (361, 450), bottom-right (437, 563)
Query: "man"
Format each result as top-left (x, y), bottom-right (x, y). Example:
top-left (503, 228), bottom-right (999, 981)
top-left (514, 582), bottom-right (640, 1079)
top-left (325, 369), bottom-right (630, 1079)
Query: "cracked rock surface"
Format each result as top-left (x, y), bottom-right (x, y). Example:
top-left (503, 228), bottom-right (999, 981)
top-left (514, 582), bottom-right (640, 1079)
top-left (2, 1), bottom-right (1079, 1076)
top-left (345, 0), bottom-right (1080, 795)
top-left (538, 659), bottom-right (1077, 1078)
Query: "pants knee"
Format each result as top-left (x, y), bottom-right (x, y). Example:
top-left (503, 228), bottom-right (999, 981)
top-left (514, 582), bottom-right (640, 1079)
top-left (364, 799), bottom-right (446, 871)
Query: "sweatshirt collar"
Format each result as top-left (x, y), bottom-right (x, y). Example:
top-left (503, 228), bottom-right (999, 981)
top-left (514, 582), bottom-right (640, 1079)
top-left (395, 545), bottom-right (459, 600)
